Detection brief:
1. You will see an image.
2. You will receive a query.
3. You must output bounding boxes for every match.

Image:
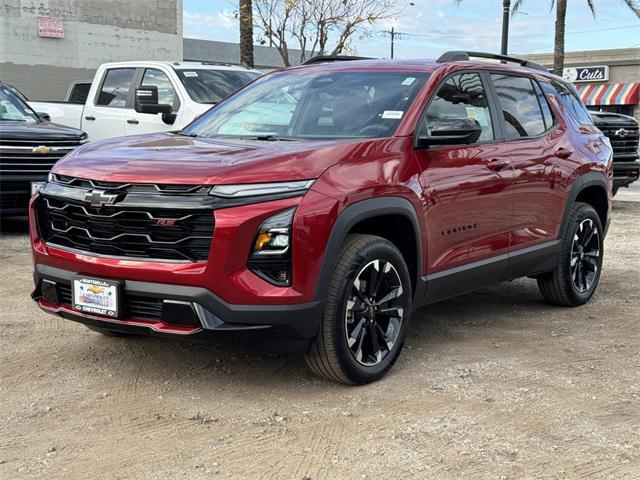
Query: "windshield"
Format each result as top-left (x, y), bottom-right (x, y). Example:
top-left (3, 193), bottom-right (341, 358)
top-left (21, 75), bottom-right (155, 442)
top-left (175, 69), bottom-right (261, 104)
top-left (183, 70), bottom-right (428, 140)
top-left (0, 84), bottom-right (40, 123)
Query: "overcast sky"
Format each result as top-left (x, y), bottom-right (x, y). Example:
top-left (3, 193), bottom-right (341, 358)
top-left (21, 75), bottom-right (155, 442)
top-left (183, 0), bottom-right (640, 58)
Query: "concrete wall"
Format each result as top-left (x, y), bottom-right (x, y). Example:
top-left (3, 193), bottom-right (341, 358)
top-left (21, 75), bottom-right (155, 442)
top-left (184, 38), bottom-right (309, 70)
top-left (0, 0), bottom-right (183, 100)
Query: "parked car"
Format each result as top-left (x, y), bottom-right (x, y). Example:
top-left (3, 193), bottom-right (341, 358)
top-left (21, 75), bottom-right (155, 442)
top-left (0, 82), bottom-right (86, 217)
top-left (30, 52), bottom-right (613, 384)
top-left (590, 111), bottom-right (639, 195)
top-left (29, 61), bottom-right (261, 141)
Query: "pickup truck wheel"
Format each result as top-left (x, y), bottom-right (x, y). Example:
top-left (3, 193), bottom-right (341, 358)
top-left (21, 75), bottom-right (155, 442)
top-left (305, 234), bottom-right (412, 385)
top-left (86, 325), bottom-right (137, 337)
top-left (537, 202), bottom-right (604, 306)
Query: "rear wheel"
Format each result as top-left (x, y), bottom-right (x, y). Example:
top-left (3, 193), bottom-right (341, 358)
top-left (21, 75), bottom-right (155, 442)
top-left (537, 202), bottom-right (604, 306)
top-left (305, 234), bottom-right (412, 385)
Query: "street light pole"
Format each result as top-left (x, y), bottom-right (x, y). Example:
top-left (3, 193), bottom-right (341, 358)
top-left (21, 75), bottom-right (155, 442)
top-left (501, 0), bottom-right (510, 55)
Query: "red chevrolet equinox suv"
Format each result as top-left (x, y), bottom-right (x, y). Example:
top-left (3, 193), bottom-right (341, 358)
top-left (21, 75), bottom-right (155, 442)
top-left (31, 52), bottom-right (613, 384)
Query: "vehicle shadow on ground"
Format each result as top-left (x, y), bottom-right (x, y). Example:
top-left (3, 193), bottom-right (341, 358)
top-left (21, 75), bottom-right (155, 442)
top-left (54, 277), bottom-right (555, 392)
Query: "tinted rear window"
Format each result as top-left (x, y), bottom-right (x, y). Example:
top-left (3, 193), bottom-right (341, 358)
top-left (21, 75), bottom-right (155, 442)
top-left (550, 80), bottom-right (593, 125)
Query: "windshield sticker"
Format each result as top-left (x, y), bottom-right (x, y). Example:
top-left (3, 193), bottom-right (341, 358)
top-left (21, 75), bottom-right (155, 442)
top-left (401, 77), bottom-right (416, 86)
top-left (465, 107), bottom-right (489, 127)
top-left (183, 71), bottom-right (198, 77)
top-left (381, 110), bottom-right (404, 119)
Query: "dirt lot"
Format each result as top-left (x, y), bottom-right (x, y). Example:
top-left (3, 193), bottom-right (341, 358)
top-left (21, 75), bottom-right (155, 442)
top-left (1, 192), bottom-right (639, 480)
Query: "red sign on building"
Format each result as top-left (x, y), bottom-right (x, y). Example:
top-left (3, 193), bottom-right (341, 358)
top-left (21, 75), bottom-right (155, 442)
top-left (37, 16), bottom-right (64, 38)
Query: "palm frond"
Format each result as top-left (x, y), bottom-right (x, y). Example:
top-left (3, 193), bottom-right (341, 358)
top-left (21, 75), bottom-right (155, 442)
top-left (619, 0), bottom-right (640, 17)
top-left (585, 0), bottom-right (596, 18)
top-left (511, 0), bottom-right (527, 17)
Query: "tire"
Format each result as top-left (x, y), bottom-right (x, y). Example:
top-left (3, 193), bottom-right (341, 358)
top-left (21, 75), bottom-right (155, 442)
top-left (86, 325), bottom-right (137, 337)
top-left (305, 234), bottom-right (413, 385)
top-left (537, 202), bottom-right (604, 307)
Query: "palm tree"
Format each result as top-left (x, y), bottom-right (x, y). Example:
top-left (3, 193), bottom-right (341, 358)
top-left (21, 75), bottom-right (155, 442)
top-left (239, 0), bottom-right (254, 68)
top-left (511, 0), bottom-right (640, 75)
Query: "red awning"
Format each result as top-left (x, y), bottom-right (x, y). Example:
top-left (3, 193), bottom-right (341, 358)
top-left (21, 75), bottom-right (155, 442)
top-left (575, 82), bottom-right (639, 106)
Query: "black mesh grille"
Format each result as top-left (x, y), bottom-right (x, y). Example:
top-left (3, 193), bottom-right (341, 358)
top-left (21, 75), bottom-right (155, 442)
top-left (596, 121), bottom-right (639, 160)
top-left (56, 284), bottom-right (163, 321)
top-left (37, 196), bottom-right (214, 262)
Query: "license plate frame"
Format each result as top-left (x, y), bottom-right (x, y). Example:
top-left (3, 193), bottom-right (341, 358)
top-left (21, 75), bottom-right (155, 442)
top-left (72, 276), bottom-right (121, 318)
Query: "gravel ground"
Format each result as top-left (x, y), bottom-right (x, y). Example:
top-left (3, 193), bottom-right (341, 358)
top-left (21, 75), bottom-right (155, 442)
top-left (1, 192), bottom-right (638, 480)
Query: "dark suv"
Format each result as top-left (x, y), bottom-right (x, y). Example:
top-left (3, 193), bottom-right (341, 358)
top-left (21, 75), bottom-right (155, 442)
top-left (30, 52), bottom-right (613, 384)
top-left (590, 111), bottom-right (639, 195)
top-left (0, 82), bottom-right (86, 216)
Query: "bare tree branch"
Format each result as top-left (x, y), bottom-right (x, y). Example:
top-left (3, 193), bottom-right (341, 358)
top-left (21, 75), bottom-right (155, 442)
top-left (253, 0), bottom-right (396, 65)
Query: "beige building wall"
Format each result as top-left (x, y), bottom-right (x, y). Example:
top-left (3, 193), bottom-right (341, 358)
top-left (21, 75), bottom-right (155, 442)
top-left (0, 0), bottom-right (183, 100)
top-left (520, 48), bottom-right (640, 121)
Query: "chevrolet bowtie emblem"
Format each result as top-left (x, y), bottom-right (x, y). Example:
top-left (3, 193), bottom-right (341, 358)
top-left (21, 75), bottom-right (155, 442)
top-left (32, 145), bottom-right (51, 154)
top-left (84, 190), bottom-right (120, 208)
top-left (614, 128), bottom-right (629, 138)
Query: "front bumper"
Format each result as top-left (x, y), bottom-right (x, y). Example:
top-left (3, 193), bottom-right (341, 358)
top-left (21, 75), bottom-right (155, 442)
top-left (1, 176), bottom-right (46, 216)
top-left (32, 264), bottom-right (323, 352)
top-left (613, 160), bottom-right (640, 189)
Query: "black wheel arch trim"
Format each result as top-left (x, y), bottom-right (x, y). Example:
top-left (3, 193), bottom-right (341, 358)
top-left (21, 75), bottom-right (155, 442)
top-left (559, 171), bottom-right (610, 238)
top-left (314, 196), bottom-right (424, 303)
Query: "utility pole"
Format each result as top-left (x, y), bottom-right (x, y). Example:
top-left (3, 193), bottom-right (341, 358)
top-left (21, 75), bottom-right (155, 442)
top-left (383, 26), bottom-right (410, 59)
top-left (500, 0), bottom-right (510, 55)
top-left (390, 26), bottom-right (395, 59)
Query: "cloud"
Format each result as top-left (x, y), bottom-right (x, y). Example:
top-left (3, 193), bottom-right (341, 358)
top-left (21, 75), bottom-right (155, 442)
top-left (184, 9), bottom-right (237, 31)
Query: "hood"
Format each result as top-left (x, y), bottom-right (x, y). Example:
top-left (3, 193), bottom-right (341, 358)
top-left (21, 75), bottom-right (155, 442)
top-left (0, 120), bottom-right (84, 140)
top-left (53, 132), bottom-right (374, 185)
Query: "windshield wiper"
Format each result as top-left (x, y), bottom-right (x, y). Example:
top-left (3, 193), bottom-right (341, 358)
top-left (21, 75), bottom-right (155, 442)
top-left (176, 131), bottom-right (198, 137)
top-left (252, 135), bottom-right (295, 141)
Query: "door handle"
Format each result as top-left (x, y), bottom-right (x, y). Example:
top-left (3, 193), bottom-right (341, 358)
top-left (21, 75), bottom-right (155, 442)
top-left (84, 115), bottom-right (95, 121)
top-left (487, 158), bottom-right (510, 171)
top-left (554, 147), bottom-right (574, 159)
top-left (127, 119), bottom-right (139, 125)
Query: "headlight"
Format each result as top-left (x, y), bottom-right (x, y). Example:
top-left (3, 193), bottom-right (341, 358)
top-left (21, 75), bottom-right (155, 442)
top-left (248, 207), bottom-right (296, 286)
top-left (210, 180), bottom-right (314, 198)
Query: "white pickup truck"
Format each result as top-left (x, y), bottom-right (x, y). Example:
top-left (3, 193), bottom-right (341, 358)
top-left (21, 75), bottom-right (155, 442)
top-left (30, 61), bottom-right (261, 141)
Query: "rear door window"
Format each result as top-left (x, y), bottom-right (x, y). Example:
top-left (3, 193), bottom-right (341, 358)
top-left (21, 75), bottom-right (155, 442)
top-left (490, 74), bottom-right (547, 139)
top-left (96, 68), bottom-right (136, 108)
top-left (532, 80), bottom-right (555, 130)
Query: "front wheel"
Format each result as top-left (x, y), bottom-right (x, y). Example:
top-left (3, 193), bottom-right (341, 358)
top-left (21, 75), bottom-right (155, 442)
top-left (305, 234), bottom-right (412, 385)
top-left (537, 202), bottom-right (604, 306)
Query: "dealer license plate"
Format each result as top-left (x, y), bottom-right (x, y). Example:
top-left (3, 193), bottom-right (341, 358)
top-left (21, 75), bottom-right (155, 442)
top-left (72, 276), bottom-right (120, 318)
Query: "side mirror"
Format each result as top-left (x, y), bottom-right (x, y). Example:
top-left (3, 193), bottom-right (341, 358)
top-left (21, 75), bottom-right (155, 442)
top-left (416, 118), bottom-right (483, 148)
top-left (134, 86), bottom-right (175, 125)
top-left (37, 112), bottom-right (51, 122)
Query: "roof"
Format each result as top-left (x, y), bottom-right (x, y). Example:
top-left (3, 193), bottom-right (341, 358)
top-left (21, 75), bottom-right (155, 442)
top-left (96, 60), bottom-right (261, 74)
top-left (285, 57), bottom-right (562, 82)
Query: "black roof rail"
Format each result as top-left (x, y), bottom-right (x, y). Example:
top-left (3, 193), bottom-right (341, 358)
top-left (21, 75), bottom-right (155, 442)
top-left (301, 55), bottom-right (373, 65)
top-left (437, 51), bottom-right (548, 72)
